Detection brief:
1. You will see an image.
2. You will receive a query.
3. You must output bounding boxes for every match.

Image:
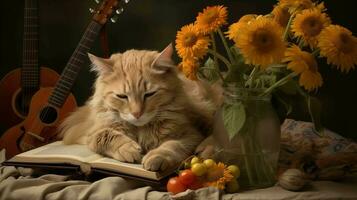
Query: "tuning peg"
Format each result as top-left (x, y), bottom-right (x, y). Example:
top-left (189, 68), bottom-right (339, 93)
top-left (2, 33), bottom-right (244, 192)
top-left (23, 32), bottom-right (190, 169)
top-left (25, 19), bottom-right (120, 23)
top-left (110, 15), bottom-right (119, 23)
top-left (124, 0), bottom-right (130, 3)
top-left (89, 8), bottom-right (95, 13)
top-left (94, 0), bottom-right (100, 4)
top-left (116, 7), bottom-right (124, 15)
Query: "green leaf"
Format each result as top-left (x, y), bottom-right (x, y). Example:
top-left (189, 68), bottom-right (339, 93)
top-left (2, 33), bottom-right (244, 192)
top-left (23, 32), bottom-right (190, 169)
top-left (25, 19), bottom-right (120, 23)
top-left (204, 57), bottom-right (215, 68)
top-left (306, 95), bottom-right (324, 134)
top-left (222, 102), bottom-right (246, 140)
top-left (198, 57), bottom-right (219, 82)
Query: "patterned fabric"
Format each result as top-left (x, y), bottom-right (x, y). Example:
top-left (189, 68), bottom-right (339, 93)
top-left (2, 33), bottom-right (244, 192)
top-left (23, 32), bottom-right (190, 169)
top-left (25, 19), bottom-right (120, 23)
top-left (279, 119), bottom-right (357, 180)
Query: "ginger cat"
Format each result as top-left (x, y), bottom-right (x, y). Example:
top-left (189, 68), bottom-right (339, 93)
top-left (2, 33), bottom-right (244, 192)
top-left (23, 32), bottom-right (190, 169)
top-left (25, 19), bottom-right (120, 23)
top-left (59, 44), bottom-right (219, 172)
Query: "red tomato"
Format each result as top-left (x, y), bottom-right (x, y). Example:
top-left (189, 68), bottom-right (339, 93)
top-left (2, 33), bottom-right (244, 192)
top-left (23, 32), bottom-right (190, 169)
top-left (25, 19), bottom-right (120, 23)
top-left (178, 169), bottom-right (197, 186)
top-left (188, 180), bottom-right (203, 190)
top-left (167, 177), bottom-right (187, 194)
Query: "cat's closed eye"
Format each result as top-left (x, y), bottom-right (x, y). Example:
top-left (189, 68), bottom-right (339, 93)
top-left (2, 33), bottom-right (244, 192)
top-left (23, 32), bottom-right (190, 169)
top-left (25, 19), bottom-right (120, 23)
top-left (116, 94), bottom-right (128, 100)
top-left (144, 91), bottom-right (156, 99)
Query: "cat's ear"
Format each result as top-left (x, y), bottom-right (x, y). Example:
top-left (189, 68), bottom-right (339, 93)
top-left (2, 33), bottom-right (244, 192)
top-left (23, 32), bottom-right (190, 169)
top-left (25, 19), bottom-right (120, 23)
top-left (151, 43), bottom-right (176, 74)
top-left (88, 53), bottom-right (113, 75)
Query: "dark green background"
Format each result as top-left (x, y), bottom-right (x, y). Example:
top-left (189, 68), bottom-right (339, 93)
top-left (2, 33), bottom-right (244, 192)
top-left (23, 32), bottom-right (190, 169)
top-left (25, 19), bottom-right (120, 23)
top-left (1, 0), bottom-right (356, 139)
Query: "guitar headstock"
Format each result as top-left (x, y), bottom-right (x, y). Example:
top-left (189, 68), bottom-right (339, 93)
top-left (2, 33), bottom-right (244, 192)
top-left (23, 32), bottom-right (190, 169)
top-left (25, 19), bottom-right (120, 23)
top-left (91, 0), bottom-right (130, 24)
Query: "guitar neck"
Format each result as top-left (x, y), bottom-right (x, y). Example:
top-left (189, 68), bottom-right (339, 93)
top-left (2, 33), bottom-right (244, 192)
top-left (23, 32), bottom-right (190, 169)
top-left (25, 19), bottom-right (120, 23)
top-left (48, 21), bottom-right (102, 108)
top-left (22, 0), bottom-right (39, 89)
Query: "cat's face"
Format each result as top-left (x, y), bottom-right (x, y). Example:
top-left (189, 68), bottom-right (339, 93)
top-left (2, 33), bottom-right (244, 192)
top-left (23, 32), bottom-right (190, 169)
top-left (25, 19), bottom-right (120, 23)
top-left (90, 45), bottom-right (180, 126)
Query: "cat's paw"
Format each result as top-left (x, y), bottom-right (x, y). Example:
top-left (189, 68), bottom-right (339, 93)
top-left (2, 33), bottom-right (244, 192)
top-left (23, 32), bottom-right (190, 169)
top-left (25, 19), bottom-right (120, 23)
top-left (142, 151), bottom-right (177, 172)
top-left (113, 140), bottom-right (142, 163)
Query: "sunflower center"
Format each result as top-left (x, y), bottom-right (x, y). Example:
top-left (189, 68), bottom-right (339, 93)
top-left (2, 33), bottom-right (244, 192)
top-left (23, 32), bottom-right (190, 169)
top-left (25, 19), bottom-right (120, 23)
top-left (252, 29), bottom-right (275, 52)
top-left (337, 33), bottom-right (354, 54)
top-left (302, 17), bottom-right (323, 37)
top-left (183, 34), bottom-right (198, 47)
top-left (203, 10), bottom-right (218, 24)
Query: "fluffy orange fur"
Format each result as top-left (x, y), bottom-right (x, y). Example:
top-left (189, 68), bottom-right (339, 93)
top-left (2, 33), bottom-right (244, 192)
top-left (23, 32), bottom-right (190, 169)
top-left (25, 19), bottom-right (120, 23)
top-left (58, 44), bottom-right (220, 172)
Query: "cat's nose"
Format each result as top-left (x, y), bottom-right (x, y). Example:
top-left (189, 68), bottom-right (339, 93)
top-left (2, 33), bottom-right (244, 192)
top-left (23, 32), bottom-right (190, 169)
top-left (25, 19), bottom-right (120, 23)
top-left (132, 111), bottom-right (143, 119)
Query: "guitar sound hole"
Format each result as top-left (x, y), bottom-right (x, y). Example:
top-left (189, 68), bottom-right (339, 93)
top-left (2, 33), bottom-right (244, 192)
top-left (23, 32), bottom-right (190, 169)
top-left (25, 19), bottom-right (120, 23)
top-left (39, 106), bottom-right (58, 124)
top-left (14, 89), bottom-right (37, 116)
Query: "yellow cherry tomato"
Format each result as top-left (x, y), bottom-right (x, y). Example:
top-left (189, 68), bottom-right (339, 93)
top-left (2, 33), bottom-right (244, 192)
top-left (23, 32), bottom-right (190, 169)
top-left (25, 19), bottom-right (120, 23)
top-left (203, 159), bottom-right (216, 168)
top-left (227, 165), bottom-right (240, 178)
top-left (226, 179), bottom-right (240, 193)
top-left (191, 156), bottom-right (200, 165)
top-left (191, 163), bottom-right (207, 176)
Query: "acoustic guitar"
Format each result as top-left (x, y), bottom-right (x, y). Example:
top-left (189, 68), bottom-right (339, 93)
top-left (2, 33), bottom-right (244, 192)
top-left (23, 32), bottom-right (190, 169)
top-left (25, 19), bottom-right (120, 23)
top-left (0, 0), bottom-right (60, 132)
top-left (0, 0), bottom-right (125, 159)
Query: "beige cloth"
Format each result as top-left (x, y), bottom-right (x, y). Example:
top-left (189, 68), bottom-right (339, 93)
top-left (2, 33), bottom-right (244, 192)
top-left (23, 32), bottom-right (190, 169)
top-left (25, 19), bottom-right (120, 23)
top-left (1, 166), bottom-right (357, 200)
top-left (0, 166), bottom-right (221, 200)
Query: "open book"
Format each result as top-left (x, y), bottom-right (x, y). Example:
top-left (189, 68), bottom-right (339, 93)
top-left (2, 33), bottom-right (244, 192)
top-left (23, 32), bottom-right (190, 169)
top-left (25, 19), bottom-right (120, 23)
top-left (4, 141), bottom-right (174, 182)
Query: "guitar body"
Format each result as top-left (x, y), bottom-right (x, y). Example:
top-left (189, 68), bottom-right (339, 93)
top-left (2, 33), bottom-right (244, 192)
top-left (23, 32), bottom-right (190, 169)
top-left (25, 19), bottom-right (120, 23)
top-left (0, 0), bottom-right (122, 159)
top-left (0, 67), bottom-right (60, 131)
top-left (0, 87), bottom-right (77, 159)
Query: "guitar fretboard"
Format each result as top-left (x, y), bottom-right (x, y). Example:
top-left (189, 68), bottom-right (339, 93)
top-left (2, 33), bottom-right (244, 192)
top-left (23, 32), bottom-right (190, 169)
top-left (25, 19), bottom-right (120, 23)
top-left (22, 0), bottom-right (39, 89)
top-left (48, 21), bottom-right (102, 107)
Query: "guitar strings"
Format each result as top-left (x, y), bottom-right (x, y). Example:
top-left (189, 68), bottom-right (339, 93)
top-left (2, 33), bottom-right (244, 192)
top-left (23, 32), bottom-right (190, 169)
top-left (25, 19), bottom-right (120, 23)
top-left (33, 21), bottom-right (97, 143)
top-left (22, 0), bottom-right (37, 116)
top-left (22, 0), bottom-right (29, 115)
top-left (23, 0), bottom-right (41, 147)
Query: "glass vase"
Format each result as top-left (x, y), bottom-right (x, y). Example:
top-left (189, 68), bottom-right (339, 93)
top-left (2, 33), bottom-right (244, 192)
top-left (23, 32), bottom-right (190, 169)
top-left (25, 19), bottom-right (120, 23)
top-left (211, 87), bottom-right (281, 189)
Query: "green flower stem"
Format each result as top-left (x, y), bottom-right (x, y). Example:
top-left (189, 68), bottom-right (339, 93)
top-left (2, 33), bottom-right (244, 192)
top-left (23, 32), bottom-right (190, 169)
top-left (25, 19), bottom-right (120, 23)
top-left (295, 81), bottom-right (308, 97)
top-left (283, 13), bottom-right (295, 41)
top-left (209, 34), bottom-right (226, 83)
top-left (298, 38), bottom-right (305, 48)
top-left (249, 137), bottom-right (264, 184)
top-left (218, 28), bottom-right (235, 63)
top-left (250, 137), bottom-right (267, 183)
top-left (246, 67), bottom-right (258, 88)
top-left (207, 49), bottom-right (232, 69)
top-left (210, 33), bottom-right (219, 70)
top-left (312, 48), bottom-right (320, 57)
top-left (261, 72), bottom-right (297, 96)
top-left (255, 141), bottom-right (275, 183)
top-left (241, 140), bottom-right (254, 185)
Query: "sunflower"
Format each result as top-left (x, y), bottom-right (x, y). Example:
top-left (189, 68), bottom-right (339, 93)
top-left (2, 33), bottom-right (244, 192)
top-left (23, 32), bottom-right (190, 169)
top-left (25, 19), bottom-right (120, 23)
top-left (179, 58), bottom-right (200, 80)
top-left (235, 17), bottom-right (286, 69)
top-left (204, 162), bottom-right (233, 190)
top-left (195, 5), bottom-right (228, 35)
top-left (291, 8), bottom-right (331, 48)
top-left (283, 45), bottom-right (323, 91)
top-left (316, 2), bottom-right (326, 13)
top-left (318, 25), bottom-right (357, 73)
top-left (175, 24), bottom-right (210, 60)
top-left (272, 4), bottom-right (291, 27)
top-left (278, 0), bottom-right (314, 13)
top-left (226, 14), bottom-right (257, 41)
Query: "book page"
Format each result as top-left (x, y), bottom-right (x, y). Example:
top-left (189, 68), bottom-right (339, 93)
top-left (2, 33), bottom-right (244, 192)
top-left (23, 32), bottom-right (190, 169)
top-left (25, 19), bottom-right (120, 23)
top-left (9, 141), bottom-right (175, 181)
top-left (90, 157), bottom-right (173, 180)
top-left (10, 141), bottom-right (102, 164)
top-left (92, 157), bottom-right (146, 170)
